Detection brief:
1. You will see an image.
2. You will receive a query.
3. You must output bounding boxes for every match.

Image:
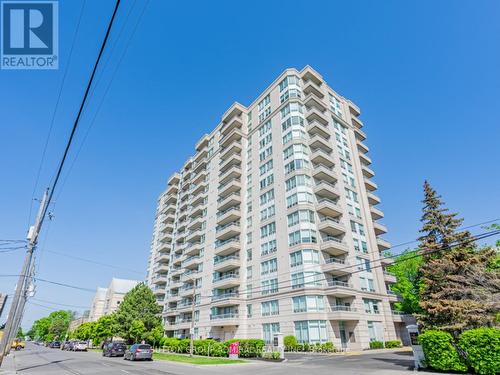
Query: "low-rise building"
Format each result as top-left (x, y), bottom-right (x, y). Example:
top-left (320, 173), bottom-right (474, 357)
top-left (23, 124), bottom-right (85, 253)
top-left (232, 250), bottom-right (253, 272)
top-left (89, 279), bottom-right (140, 321)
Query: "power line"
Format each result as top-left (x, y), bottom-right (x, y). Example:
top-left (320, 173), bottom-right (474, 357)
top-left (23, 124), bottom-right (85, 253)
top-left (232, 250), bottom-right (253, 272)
top-left (43, 249), bottom-right (143, 275)
top-left (31, 298), bottom-right (88, 309)
top-left (27, 0), bottom-right (87, 227)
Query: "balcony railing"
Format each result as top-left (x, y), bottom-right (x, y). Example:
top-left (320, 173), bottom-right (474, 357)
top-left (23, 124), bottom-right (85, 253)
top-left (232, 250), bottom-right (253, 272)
top-left (213, 272), bottom-right (239, 283)
top-left (210, 313), bottom-right (239, 320)
top-left (330, 305), bottom-right (357, 312)
top-left (211, 292), bottom-right (239, 302)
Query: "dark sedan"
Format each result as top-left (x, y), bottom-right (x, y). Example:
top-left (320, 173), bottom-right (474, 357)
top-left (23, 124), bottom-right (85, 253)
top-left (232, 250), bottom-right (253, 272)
top-left (102, 342), bottom-right (127, 357)
top-left (124, 344), bottom-right (153, 361)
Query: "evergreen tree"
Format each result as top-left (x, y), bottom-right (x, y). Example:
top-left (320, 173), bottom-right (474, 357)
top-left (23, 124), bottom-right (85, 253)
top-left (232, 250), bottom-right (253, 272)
top-left (418, 181), bottom-right (499, 334)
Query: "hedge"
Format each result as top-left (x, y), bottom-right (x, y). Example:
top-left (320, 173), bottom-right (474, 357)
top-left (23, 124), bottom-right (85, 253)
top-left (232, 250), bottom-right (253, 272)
top-left (458, 328), bottom-right (500, 375)
top-left (369, 341), bottom-right (384, 349)
top-left (284, 335), bottom-right (297, 350)
top-left (283, 338), bottom-right (335, 353)
top-left (385, 340), bottom-right (402, 348)
top-left (419, 330), bottom-right (467, 372)
top-left (157, 338), bottom-right (264, 358)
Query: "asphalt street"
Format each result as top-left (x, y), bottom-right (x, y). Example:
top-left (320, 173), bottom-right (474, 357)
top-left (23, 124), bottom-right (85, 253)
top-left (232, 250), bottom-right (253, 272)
top-left (1, 343), bottom-right (431, 375)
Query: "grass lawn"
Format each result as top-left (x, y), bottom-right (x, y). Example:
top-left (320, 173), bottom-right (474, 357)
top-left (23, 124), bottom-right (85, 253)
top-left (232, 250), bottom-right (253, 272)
top-left (153, 352), bottom-right (246, 365)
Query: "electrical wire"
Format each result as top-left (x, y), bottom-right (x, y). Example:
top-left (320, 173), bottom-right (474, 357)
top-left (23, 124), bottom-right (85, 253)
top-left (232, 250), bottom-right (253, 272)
top-left (30, 298), bottom-right (88, 309)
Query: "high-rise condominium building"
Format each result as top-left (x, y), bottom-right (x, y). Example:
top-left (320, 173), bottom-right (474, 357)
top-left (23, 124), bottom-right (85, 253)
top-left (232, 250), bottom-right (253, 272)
top-left (146, 66), bottom-right (405, 350)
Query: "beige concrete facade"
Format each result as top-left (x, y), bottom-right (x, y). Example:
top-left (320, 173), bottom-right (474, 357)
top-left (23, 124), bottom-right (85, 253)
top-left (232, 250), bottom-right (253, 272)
top-left (88, 279), bottom-right (139, 321)
top-left (146, 66), bottom-right (404, 350)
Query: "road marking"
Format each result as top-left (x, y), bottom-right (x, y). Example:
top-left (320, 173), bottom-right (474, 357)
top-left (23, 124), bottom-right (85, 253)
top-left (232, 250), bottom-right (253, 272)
top-left (120, 370), bottom-right (130, 373)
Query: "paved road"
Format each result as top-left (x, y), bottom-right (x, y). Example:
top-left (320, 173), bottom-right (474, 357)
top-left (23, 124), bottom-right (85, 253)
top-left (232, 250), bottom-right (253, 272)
top-left (2, 343), bottom-right (425, 375)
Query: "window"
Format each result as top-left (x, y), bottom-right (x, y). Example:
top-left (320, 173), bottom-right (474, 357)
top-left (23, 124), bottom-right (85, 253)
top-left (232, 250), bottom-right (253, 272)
top-left (247, 266), bottom-right (252, 279)
top-left (259, 160), bottom-right (273, 175)
top-left (281, 116), bottom-right (305, 132)
top-left (258, 120), bottom-right (272, 137)
top-left (288, 229), bottom-right (317, 246)
top-left (351, 221), bottom-right (365, 237)
top-left (282, 128), bottom-right (306, 145)
top-left (258, 107), bottom-right (272, 123)
top-left (261, 278), bottom-right (278, 295)
top-left (283, 143), bottom-right (308, 160)
top-left (258, 94), bottom-right (271, 111)
top-left (286, 191), bottom-right (314, 208)
top-left (261, 239), bottom-right (277, 256)
top-left (279, 75), bottom-right (300, 92)
top-left (329, 94), bottom-right (343, 118)
top-left (261, 300), bottom-right (279, 316)
top-left (360, 276), bottom-right (375, 292)
top-left (261, 258), bottom-right (278, 275)
top-left (356, 257), bottom-right (372, 272)
top-left (260, 222), bottom-right (276, 238)
top-left (294, 320), bottom-right (328, 344)
top-left (292, 296), bottom-right (325, 312)
top-left (290, 249), bottom-right (320, 267)
top-left (285, 158), bottom-right (310, 174)
top-left (287, 210), bottom-right (315, 227)
top-left (363, 299), bottom-right (380, 314)
top-left (291, 272), bottom-right (322, 288)
top-left (285, 175), bottom-right (312, 191)
top-left (260, 174), bottom-right (274, 189)
top-left (262, 322), bottom-right (280, 344)
top-left (247, 304), bottom-right (252, 318)
top-left (260, 189), bottom-right (275, 205)
top-left (259, 146), bottom-right (272, 162)
top-left (260, 205), bottom-right (275, 220)
top-left (280, 102), bottom-right (304, 118)
top-left (280, 88), bottom-right (302, 103)
top-left (247, 283), bottom-right (252, 298)
top-left (259, 133), bottom-right (272, 149)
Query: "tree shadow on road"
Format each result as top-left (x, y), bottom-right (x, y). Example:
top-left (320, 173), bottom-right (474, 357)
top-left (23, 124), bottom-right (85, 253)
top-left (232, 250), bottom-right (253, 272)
top-left (17, 359), bottom-right (72, 372)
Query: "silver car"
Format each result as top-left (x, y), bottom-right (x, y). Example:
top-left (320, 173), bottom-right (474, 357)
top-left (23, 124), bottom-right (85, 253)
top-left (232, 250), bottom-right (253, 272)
top-left (73, 341), bottom-right (88, 351)
top-left (124, 344), bottom-right (153, 361)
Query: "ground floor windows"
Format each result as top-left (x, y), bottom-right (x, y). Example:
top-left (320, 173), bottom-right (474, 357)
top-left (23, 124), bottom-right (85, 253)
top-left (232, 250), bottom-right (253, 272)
top-left (262, 322), bottom-right (280, 344)
top-left (292, 295), bottom-right (325, 312)
top-left (367, 321), bottom-right (384, 342)
top-left (294, 320), bottom-right (328, 344)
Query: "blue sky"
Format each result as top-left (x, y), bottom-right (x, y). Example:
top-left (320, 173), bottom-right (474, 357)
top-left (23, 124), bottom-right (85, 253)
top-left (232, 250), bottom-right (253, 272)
top-left (1, 0), bottom-right (499, 329)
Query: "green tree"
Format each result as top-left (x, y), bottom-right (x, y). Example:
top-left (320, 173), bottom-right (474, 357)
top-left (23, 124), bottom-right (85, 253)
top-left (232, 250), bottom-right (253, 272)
top-left (146, 325), bottom-right (164, 347)
top-left (129, 320), bottom-right (145, 343)
top-left (71, 322), bottom-right (96, 341)
top-left (387, 249), bottom-right (423, 314)
top-left (418, 181), bottom-right (499, 334)
top-left (114, 283), bottom-right (162, 342)
top-left (93, 314), bottom-right (117, 345)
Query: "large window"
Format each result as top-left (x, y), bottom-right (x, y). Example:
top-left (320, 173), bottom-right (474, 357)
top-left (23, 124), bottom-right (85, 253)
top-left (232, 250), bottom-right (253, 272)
top-left (285, 175), bottom-right (312, 191)
top-left (260, 222), bottom-right (276, 238)
top-left (279, 75), bottom-right (300, 92)
top-left (281, 116), bottom-right (305, 132)
top-left (363, 299), bottom-right (380, 314)
top-left (287, 210), bottom-right (315, 227)
top-left (289, 249), bottom-right (320, 267)
top-left (292, 296), bottom-right (325, 313)
top-left (261, 239), bottom-right (277, 256)
top-left (288, 229), bottom-right (317, 246)
top-left (294, 320), bottom-right (328, 344)
top-left (261, 258), bottom-right (278, 275)
top-left (291, 271), bottom-right (322, 289)
top-left (261, 300), bottom-right (279, 316)
top-left (261, 278), bottom-right (278, 295)
top-left (262, 322), bottom-right (280, 344)
top-left (286, 191), bottom-right (314, 208)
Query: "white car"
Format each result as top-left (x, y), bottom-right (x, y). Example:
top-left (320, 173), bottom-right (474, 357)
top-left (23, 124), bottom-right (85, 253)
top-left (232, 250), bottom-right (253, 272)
top-left (73, 341), bottom-right (88, 351)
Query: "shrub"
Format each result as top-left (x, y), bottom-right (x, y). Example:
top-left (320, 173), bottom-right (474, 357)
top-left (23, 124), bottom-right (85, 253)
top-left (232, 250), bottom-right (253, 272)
top-left (321, 342), bottom-right (335, 352)
top-left (262, 351), bottom-right (281, 360)
top-left (369, 341), bottom-right (384, 349)
top-left (385, 340), bottom-right (401, 348)
top-left (284, 335), bottom-right (297, 351)
top-left (223, 339), bottom-right (265, 358)
top-left (458, 328), bottom-right (500, 375)
top-left (419, 330), bottom-right (467, 372)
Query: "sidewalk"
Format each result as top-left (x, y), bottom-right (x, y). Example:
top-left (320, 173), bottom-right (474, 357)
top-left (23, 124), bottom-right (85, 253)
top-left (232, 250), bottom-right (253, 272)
top-left (0, 352), bottom-right (17, 375)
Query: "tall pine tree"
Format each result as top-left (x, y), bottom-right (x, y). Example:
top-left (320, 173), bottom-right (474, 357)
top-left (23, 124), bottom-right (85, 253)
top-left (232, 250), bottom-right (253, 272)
top-left (418, 181), bottom-right (499, 335)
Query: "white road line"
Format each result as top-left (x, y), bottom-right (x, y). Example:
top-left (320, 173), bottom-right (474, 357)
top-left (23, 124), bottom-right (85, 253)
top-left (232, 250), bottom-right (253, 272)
top-left (120, 370), bottom-right (130, 373)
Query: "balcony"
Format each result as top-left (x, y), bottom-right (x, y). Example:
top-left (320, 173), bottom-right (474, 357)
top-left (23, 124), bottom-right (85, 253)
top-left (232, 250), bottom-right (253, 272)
top-left (218, 178), bottom-right (241, 198)
top-left (209, 313), bottom-right (239, 325)
top-left (376, 238), bottom-right (391, 251)
top-left (303, 79), bottom-right (324, 98)
top-left (155, 253), bottom-right (170, 263)
top-left (187, 215), bottom-right (204, 231)
top-left (162, 204), bottom-right (176, 215)
top-left (306, 107), bottom-right (329, 126)
top-left (219, 128), bottom-right (244, 148)
top-left (157, 241), bottom-right (171, 253)
top-left (325, 280), bottom-right (356, 297)
top-left (184, 241), bottom-right (203, 256)
top-left (168, 280), bottom-right (183, 289)
top-left (186, 228), bottom-right (204, 243)
top-left (153, 286), bottom-right (166, 296)
top-left (367, 192), bottom-right (381, 205)
top-left (214, 237), bottom-right (241, 256)
top-left (322, 257), bottom-right (349, 275)
top-left (362, 164), bottom-right (375, 178)
top-left (152, 275), bottom-right (168, 285)
top-left (216, 206), bottom-right (241, 226)
top-left (364, 178), bottom-right (378, 192)
top-left (219, 152), bottom-right (242, 174)
top-left (162, 306), bottom-right (178, 317)
top-left (220, 104), bottom-right (244, 135)
top-left (354, 127), bottom-right (366, 141)
top-left (182, 255), bottom-right (202, 269)
top-left (190, 202), bottom-right (205, 217)
top-left (310, 148), bottom-right (335, 167)
top-left (314, 181), bottom-right (340, 200)
top-left (217, 192), bottom-right (241, 211)
top-left (370, 206), bottom-right (384, 220)
top-left (181, 269), bottom-right (202, 282)
top-left (219, 164), bottom-right (242, 185)
top-left (161, 222), bottom-right (174, 234)
top-left (165, 194), bottom-right (177, 206)
top-left (320, 236), bottom-right (349, 256)
top-left (309, 134), bottom-right (333, 153)
top-left (216, 221), bottom-right (241, 241)
top-left (384, 271), bottom-right (397, 283)
top-left (316, 199), bottom-right (342, 217)
top-left (328, 305), bottom-right (359, 320)
top-left (191, 179), bottom-right (207, 195)
top-left (304, 94), bottom-right (328, 113)
top-left (191, 169), bottom-right (207, 185)
top-left (312, 164), bottom-right (337, 183)
top-left (373, 222), bottom-right (388, 235)
top-left (161, 212), bottom-right (175, 224)
top-left (159, 231), bottom-right (173, 243)
top-left (359, 152), bottom-right (372, 166)
top-left (196, 134), bottom-right (210, 152)
top-left (220, 141), bottom-right (243, 161)
top-left (213, 255), bottom-right (240, 272)
top-left (211, 292), bottom-right (240, 307)
top-left (212, 273), bottom-right (240, 288)
top-left (154, 263), bottom-right (169, 273)
top-left (318, 217), bottom-right (345, 236)
top-left (170, 268), bottom-right (183, 277)
top-left (356, 139), bottom-right (369, 154)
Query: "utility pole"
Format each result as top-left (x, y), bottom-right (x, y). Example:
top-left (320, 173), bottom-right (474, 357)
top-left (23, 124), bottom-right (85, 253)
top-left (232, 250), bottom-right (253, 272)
top-left (189, 287), bottom-right (196, 357)
top-left (0, 190), bottom-right (48, 366)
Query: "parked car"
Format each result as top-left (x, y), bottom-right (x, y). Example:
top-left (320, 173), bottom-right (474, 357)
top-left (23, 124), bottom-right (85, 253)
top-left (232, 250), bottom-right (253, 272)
top-left (72, 341), bottom-right (88, 351)
top-left (124, 344), bottom-right (153, 361)
top-left (102, 342), bottom-right (127, 357)
top-left (11, 339), bottom-right (25, 350)
top-left (49, 341), bottom-right (61, 349)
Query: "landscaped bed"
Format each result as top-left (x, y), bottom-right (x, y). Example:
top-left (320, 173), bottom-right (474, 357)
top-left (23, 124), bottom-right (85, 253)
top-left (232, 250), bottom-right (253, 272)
top-left (153, 352), bottom-right (246, 365)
